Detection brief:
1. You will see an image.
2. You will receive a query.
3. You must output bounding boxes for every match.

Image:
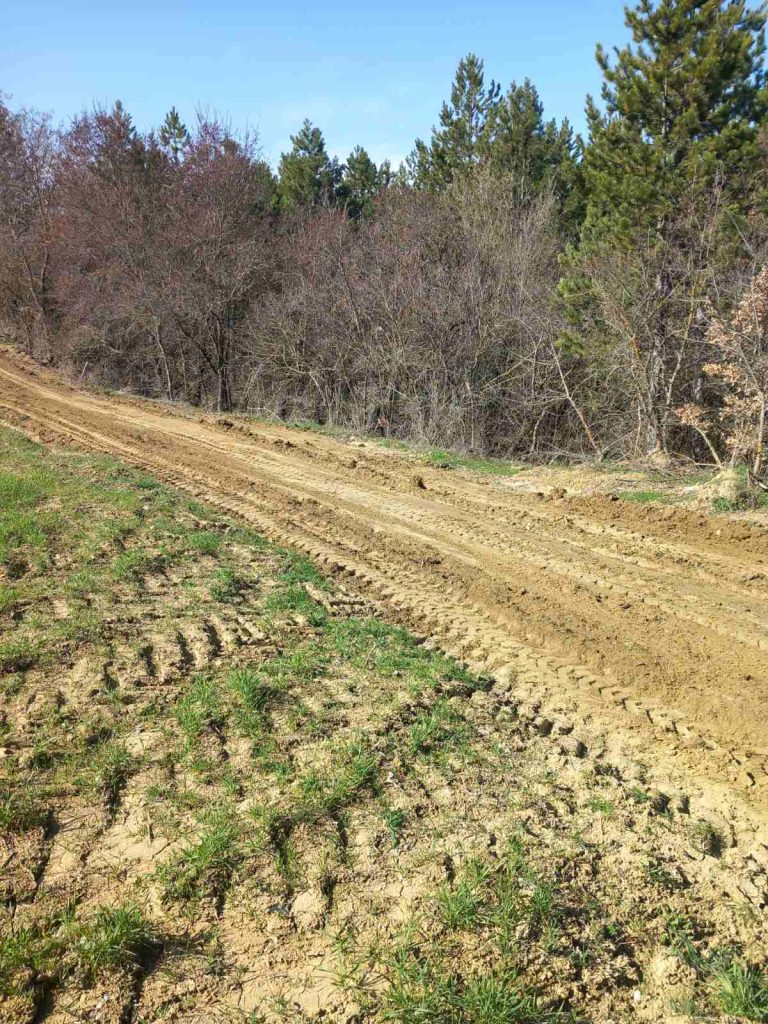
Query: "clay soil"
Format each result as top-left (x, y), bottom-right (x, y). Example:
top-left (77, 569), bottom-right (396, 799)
top-left (1, 349), bottom-right (768, 1022)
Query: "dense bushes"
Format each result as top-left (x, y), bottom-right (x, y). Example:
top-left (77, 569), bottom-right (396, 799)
top-left (3, 0), bottom-right (768, 465)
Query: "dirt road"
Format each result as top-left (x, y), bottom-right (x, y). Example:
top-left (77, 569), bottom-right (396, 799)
top-left (3, 349), bottom-right (768, 828)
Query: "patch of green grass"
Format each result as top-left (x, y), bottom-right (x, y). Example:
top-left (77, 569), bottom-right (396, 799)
top-left (324, 617), bottom-right (478, 694)
top-left (526, 881), bottom-right (558, 931)
top-left (0, 510), bottom-right (53, 568)
top-left (0, 426), bottom-right (263, 679)
top-left (227, 665), bottom-right (285, 738)
top-left (629, 786), bottom-right (651, 805)
top-left (49, 606), bottom-right (103, 646)
top-left (252, 741), bottom-right (379, 879)
top-left (0, 786), bottom-right (48, 832)
top-left (713, 496), bottom-right (740, 513)
top-left (176, 674), bottom-right (222, 749)
top-left (227, 666), bottom-right (277, 713)
top-left (0, 635), bottom-right (39, 673)
top-left (0, 902), bottom-right (154, 997)
top-left (0, 468), bottom-right (56, 507)
top-left (423, 448), bottom-right (522, 478)
top-left (210, 566), bottom-right (243, 602)
top-left (186, 530), bottom-right (223, 556)
top-left (710, 491), bottom-right (768, 513)
top-left (284, 417), bottom-right (342, 436)
top-left (73, 904), bottom-right (154, 980)
top-left (0, 582), bottom-right (21, 614)
top-left (261, 550), bottom-right (330, 624)
top-left (265, 583), bottom-right (327, 626)
top-left (689, 819), bottom-right (725, 858)
top-left (293, 742), bottom-right (379, 824)
top-left (0, 924), bottom-right (58, 997)
top-left (458, 971), bottom-right (565, 1023)
top-left (622, 489), bottom-right (667, 504)
top-left (0, 463), bottom-right (60, 573)
top-left (586, 795), bottom-right (615, 817)
top-left (382, 805), bottom-right (407, 847)
top-left (438, 859), bottom-right (490, 930)
top-left (647, 858), bottom-right (684, 891)
top-left (111, 548), bottom-right (164, 582)
top-left (276, 549), bottom-right (329, 589)
top-left (86, 741), bottom-right (133, 809)
top-left (712, 963), bottom-right (768, 1021)
top-left (269, 644), bottom-right (328, 684)
top-left (159, 806), bottom-right (242, 905)
top-left (381, 941), bottom-right (570, 1023)
top-left (664, 911), bottom-right (767, 1020)
top-left (367, 834), bottom-right (588, 1022)
top-left (407, 698), bottom-right (471, 759)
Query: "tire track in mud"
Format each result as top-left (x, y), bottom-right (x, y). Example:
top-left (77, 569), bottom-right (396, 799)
top-left (2, 354), bottom-right (768, 839)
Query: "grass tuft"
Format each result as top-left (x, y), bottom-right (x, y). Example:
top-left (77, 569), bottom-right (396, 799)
top-left (0, 786), bottom-right (48, 833)
top-left (176, 674), bottom-right (222, 748)
top-left (158, 806), bottom-right (241, 905)
top-left (74, 904), bottom-right (155, 979)
top-left (712, 962), bottom-right (768, 1021)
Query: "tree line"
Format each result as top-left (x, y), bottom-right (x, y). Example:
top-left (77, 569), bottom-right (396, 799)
top-left (3, 0), bottom-right (768, 467)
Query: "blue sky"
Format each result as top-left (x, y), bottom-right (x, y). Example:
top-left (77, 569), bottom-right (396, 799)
top-left (1, 1), bottom-right (630, 168)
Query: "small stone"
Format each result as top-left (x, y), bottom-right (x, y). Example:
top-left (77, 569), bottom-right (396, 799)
top-left (292, 889), bottom-right (326, 932)
top-left (673, 794), bottom-right (690, 815)
top-left (559, 736), bottom-right (587, 758)
top-left (532, 716), bottom-right (553, 736)
top-left (648, 789), bottom-right (670, 814)
top-left (495, 704), bottom-right (518, 722)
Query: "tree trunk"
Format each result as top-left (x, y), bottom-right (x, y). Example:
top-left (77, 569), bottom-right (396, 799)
top-left (216, 364), bottom-right (231, 413)
top-left (154, 323), bottom-right (173, 402)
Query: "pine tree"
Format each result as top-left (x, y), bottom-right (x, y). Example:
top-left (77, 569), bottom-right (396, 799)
top-left (582, 0), bottom-right (767, 245)
top-left (486, 79), bottom-right (582, 225)
top-left (410, 54), bottom-right (500, 190)
top-left (340, 145), bottom-right (381, 218)
top-left (563, 0), bottom-right (768, 454)
top-left (278, 120), bottom-right (342, 211)
top-left (159, 107), bottom-right (190, 164)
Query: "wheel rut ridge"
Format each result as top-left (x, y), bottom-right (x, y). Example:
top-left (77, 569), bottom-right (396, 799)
top-left (3, 409), bottom-right (761, 810)
top-left (0, 395), bottom-right (760, 743)
top-left (7, 370), bottom-right (765, 646)
top-left (2, 360), bottom-right (768, 847)
top-left (11, 383), bottom-right (765, 656)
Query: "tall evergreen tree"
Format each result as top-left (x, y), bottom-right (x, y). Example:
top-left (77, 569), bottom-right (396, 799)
top-left (410, 54), bottom-right (500, 190)
top-left (487, 79), bottom-right (582, 226)
top-left (339, 145), bottom-right (383, 218)
top-left (582, 0), bottom-right (767, 244)
top-left (159, 107), bottom-right (190, 164)
top-left (562, 0), bottom-right (768, 454)
top-left (278, 120), bottom-right (342, 211)
top-left (488, 81), bottom-right (555, 180)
